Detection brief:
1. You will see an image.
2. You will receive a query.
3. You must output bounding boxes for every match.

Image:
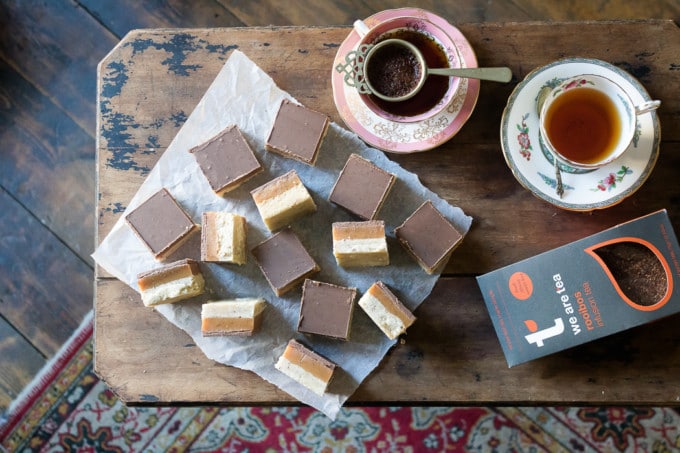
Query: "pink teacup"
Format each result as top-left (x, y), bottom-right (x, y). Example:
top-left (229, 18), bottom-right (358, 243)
top-left (351, 15), bottom-right (462, 123)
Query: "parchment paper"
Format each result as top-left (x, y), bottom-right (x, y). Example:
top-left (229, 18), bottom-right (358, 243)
top-left (93, 50), bottom-right (472, 419)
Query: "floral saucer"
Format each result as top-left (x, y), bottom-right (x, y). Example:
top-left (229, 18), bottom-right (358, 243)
top-left (332, 8), bottom-right (480, 153)
top-left (500, 58), bottom-right (660, 211)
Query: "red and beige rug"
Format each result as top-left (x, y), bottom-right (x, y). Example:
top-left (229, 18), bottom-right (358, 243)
top-left (2, 313), bottom-right (679, 452)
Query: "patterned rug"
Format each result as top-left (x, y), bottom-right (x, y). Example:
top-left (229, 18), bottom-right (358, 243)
top-left (2, 313), bottom-right (679, 452)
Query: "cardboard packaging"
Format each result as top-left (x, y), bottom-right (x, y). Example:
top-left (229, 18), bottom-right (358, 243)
top-left (477, 210), bottom-right (680, 367)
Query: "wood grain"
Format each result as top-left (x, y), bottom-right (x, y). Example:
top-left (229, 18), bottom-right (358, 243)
top-left (0, 58), bottom-right (96, 263)
top-left (360, 0), bottom-right (534, 23)
top-left (0, 187), bottom-right (92, 356)
top-left (218, 0), bottom-right (374, 27)
top-left (358, 277), bottom-right (680, 404)
top-left (0, 317), bottom-right (45, 410)
top-left (0, 0), bottom-right (107, 409)
top-left (94, 279), bottom-right (292, 404)
top-left (96, 23), bottom-right (680, 271)
top-left (80, 0), bottom-right (244, 37)
top-left (2, 0), bottom-right (680, 413)
top-left (95, 277), bottom-right (680, 405)
top-left (95, 23), bottom-right (680, 405)
top-left (0, 0), bottom-right (118, 133)
top-left (514, 1), bottom-right (680, 21)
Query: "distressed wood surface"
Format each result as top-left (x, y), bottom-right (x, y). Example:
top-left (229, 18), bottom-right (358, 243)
top-left (95, 276), bottom-right (680, 405)
top-left (95, 22), bottom-right (680, 405)
top-left (96, 23), bottom-right (680, 271)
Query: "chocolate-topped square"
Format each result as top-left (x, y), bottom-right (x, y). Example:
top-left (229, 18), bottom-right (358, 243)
top-left (189, 125), bottom-right (262, 195)
top-left (125, 188), bottom-right (197, 260)
top-left (251, 228), bottom-right (320, 296)
top-left (298, 279), bottom-right (357, 340)
top-left (329, 154), bottom-right (395, 220)
top-left (265, 99), bottom-right (330, 165)
top-left (395, 200), bottom-right (462, 274)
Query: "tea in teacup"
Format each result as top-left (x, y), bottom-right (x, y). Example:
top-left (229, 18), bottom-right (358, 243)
top-left (544, 86), bottom-right (622, 165)
top-left (539, 74), bottom-right (660, 169)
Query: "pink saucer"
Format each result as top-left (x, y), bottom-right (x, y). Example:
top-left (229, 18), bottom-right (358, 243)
top-left (332, 8), bottom-right (480, 153)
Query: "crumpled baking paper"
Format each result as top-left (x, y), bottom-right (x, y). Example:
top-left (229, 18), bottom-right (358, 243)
top-left (92, 50), bottom-right (472, 419)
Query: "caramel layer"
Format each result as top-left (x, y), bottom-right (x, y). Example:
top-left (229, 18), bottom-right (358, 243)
top-left (201, 299), bottom-right (265, 336)
top-left (251, 170), bottom-right (303, 204)
top-left (202, 211), bottom-right (220, 261)
top-left (332, 220), bottom-right (385, 241)
top-left (367, 281), bottom-right (416, 327)
top-left (282, 339), bottom-right (335, 382)
top-left (201, 317), bottom-right (258, 336)
top-left (137, 259), bottom-right (201, 291)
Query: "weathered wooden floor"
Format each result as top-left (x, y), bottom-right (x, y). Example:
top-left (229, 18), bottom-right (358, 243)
top-left (1, 0), bottom-right (678, 411)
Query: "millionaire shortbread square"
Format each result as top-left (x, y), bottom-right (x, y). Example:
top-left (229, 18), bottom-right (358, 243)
top-left (125, 188), bottom-right (198, 260)
top-left (189, 125), bottom-right (262, 195)
top-left (265, 99), bottom-right (330, 165)
top-left (201, 298), bottom-right (266, 336)
top-left (251, 228), bottom-right (320, 296)
top-left (298, 279), bottom-right (357, 341)
top-left (332, 220), bottom-right (389, 267)
top-left (201, 212), bottom-right (247, 264)
top-left (275, 339), bottom-right (336, 396)
top-left (395, 200), bottom-right (463, 274)
top-left (137, 259), bottom-right (205, 307)
top-left (329, 154), bottom-right (396, 220)
top-left (358, 281), bottom-right (416, 339)
top-left (251, 170), bottom-right (317, 231)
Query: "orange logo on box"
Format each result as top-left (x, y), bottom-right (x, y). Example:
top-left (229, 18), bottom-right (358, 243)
top-left (509, 271), bottom-right (533, 300)
top-left (524, 319), bottom-right (538, 332)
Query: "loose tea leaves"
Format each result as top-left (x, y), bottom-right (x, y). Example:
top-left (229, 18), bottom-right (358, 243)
top-left (594, 241), bottom-right (667, 306)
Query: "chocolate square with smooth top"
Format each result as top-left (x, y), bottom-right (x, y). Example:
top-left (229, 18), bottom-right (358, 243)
top-left (298, 279), bottom-right (357, 340)
top-left (329, 154), bottom-right (396, 220)
top-left (189, 125), bottom-right (262, 195)
top-left (395, 200), bottom-right (462, 274)
top-left (251, 228), bottom-right (320, 296)
top-left (125, 188), bottom-right (197, 260)
top-left (265, 99), bottom-right (330, 165)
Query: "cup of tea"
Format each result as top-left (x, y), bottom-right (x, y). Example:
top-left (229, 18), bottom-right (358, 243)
top-left (539, 74), bottom-right (660, 169)
top-left (350, 16), bottom-right (461, 123)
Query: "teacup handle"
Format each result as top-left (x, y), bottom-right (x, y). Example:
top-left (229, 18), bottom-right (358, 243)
top-left (353, 20), bottom-right (370, 38)
top-left (636, 100), bottom-right (661, 115)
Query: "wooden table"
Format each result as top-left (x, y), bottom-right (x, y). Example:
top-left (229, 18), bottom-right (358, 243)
top-left (95, 21), bottom-right (680, 405)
